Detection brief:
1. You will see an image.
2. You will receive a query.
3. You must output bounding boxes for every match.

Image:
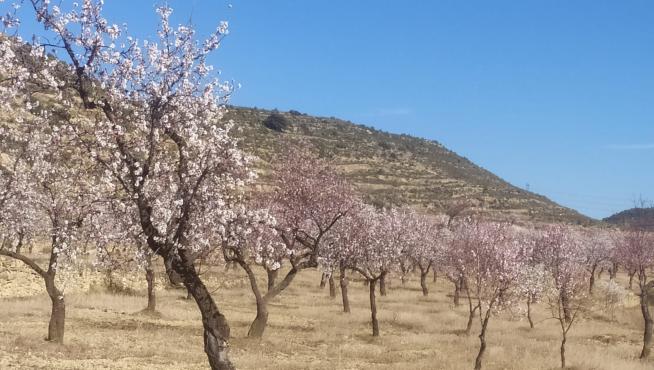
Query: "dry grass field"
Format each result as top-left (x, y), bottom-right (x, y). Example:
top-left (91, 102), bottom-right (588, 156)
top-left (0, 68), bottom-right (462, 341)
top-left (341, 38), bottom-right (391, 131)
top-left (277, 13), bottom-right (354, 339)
top-left (1, 259), bottom-right (652, 370)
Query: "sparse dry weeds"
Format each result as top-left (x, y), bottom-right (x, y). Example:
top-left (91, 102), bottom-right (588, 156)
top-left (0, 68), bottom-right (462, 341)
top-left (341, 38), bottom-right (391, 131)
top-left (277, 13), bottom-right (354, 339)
top-left (0, 260), bottom-right (652, 369)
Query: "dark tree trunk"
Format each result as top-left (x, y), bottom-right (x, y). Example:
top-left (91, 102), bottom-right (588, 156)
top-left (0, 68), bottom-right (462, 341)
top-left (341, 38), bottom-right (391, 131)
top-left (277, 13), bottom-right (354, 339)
top-left (237, 261), bottom-right (270, 338)
top-left (589, 264), bottom-right (597, 295)
top-left (320, 272), bottom-right (328, 289)
top-left (379, 272), bottom-right (387, 296)
top-left (248, 298), bottom-right (269, 338)
top-left (433, 269), bottom-right (438, 283)
top-left (339, 265), bottom-right (350, 313)
top-left (561, 291), bottom-right (572, 323)
top-left (266, 268), bottom-right (278, 293)
top-left (145, 266), bottom-right (156, 312)
top-left (560, 332), bottom-right (567, 368)
top-left (629, 271), bottom-right (636, 290)
top-left (639, 281), bottom-right (653, 359)
top-left (527, 296), bottom-right (534, 329)
top-left (369, 279), bottom-right (379, 336)
top-left (363, 279), bottom-right (369, 287)
top-left (465, 303), bottom-right (479, 335)
top-left (329, 275), bottom-right (336, 299)
top-left (172, 257), bottom-right (234, 370)
top-left (45, 277), bottom-right (65, 343)
top-left (609, 262), bottom-right (618, 280)
top-left (474, 310), bottom-right (492, 370)
top-left (420, 271), bottom-right (429, 296)
top-left (164, 258), bottom-right (184, 287)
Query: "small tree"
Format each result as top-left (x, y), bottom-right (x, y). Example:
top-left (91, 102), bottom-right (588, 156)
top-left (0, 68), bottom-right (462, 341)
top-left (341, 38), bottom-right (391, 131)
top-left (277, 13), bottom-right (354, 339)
top-left (225, 148), bottom-right (355, 337)
top-left (615, 228), bottom-right (654, 359)
top-left (451, 218), bottom-right (524, 370)
top-left (538, 225), bottom-right (589, 368)
top-left (346, 206), bottom-right (403, 336)
top-left (580, 228), bottom-right (613, 294)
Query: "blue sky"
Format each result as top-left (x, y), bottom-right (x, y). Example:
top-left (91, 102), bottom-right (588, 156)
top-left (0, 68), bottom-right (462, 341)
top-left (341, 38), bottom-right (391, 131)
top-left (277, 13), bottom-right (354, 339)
top-left (13, 1), bottom-right (654, 219)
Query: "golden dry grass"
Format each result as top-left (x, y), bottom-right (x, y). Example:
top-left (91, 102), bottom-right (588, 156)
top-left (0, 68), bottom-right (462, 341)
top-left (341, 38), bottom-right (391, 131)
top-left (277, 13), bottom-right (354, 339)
top-left (0, 261), bottom-right (652, 370)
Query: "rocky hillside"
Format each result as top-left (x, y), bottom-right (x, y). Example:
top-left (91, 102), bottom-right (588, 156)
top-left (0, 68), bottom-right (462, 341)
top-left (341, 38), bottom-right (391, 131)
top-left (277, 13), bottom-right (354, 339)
top-left (227, 107), bottom-right (592, 225)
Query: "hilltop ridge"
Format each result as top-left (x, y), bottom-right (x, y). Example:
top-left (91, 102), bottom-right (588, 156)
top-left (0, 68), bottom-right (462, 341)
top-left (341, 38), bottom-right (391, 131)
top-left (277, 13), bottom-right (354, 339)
top-left (227, 107), bottom-right (592, 225)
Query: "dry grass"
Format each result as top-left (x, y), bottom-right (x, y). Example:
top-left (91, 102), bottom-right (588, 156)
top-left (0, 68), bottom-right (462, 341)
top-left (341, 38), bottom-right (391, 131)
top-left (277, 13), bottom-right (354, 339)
top-left (0, 262), bottom-right (652, 370)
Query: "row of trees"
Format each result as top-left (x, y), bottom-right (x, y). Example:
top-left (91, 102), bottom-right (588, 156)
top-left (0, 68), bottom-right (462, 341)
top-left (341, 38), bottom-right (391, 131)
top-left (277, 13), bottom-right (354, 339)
top-left (0, 2), bottom-right (652, 369)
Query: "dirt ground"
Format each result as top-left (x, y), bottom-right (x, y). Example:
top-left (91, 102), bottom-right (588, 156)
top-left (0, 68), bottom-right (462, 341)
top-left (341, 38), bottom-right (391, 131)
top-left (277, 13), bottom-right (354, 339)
top-left (0, 259), bottom-right (652, 370)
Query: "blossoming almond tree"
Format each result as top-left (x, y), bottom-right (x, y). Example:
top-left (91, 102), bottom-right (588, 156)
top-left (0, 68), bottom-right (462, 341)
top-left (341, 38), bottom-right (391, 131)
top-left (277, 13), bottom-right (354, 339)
top-left (347, 206), bottom-right (403, 337)
top-left (615, 228), bottom-right (654, 359)
top-left (18, 1), bottom-right (248, 367)
top-left (537, 225), bottom-right (589, 369)
top-left (227, 147), bottom-right (356, 337)
top-left (219, 203), bottom-right (290, 338)
top-left (450, 217), bottom-right (524, 370)
top-left (0, 28), bottom-right (98, 343)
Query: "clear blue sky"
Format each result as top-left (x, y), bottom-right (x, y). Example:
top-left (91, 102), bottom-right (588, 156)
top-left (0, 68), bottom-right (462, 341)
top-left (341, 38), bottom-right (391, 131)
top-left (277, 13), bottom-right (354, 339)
top-left (13, 1), bottom-right (654, 219)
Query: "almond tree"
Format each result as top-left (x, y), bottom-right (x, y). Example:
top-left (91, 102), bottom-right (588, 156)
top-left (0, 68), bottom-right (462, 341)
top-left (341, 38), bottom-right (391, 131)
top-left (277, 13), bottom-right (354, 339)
top-left (537, 225), bottom-right (589, 369)
top-left (515, 229), bottom-right (547, 329)
top-left (347, 206), bottom-right (403, 336)
top-left (0, 105), bottom-right (96, 343)
top-left (0, 29), bottom-right (98, 343)
top-left (580, 228), bottom-right (613, 294)
top-left (230, 148), bottom-right (355, 337)
top-left (219, 203), bottom-right (291, 338)
top-left (615, 228), bottom-right (654, 359)
top-left (404, 211), bottom-right (448, 296)
top-left (18, 2), bottom-right (248, 367)
top-left (451, 218), bottom-right (524, 370)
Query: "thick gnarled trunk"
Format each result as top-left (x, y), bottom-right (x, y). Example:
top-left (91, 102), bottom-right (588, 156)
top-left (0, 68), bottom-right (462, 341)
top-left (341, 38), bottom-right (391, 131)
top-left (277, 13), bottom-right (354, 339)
top-left (248, 298), bottom-right (269, 338)
top-left (45, 277), bottom-right (65, 343)
top-left (172, 257), bottom-right (234, 370)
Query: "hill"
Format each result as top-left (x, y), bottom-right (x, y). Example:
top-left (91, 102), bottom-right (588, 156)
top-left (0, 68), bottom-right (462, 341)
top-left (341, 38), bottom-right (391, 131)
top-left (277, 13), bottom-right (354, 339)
top-left (604, 208), bottom-right (654, 229)
top-left (227, 107), bottom-right (592, 225)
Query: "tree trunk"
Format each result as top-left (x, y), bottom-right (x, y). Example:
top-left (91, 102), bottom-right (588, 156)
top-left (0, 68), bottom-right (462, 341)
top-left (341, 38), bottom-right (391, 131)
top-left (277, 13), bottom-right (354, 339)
top-left (379, 273), bottom-right (387, 296)
top-left (320, 272), bottom-right (328, 289)
top-left (165, 258), bottom-right (184, 287)
top-left (266, 268), bottom-right (278, 293)
top-left (560, 332), bottom-right (567, 368)
top-left (629, 271), bottom-right (636, 290)
top-left (339, 265), bottom-right (350, 313)
top-left (561, 291), bottom-right (572, 323)
top-left (369, 279), bottom-right (379, 336)
top-left (173, 257), bottom-right (234, 370)
top-left (329, 275), bottom-right (336, 299)
top-left (145, 266), bottom-right (156, 312)
top-left (609, 262), bottom-right (618, 280)
top-left (465, 303), bottom-right (479, 335)
top-left (474, 310), bottom-right (492, 370)
top-left (527, 296), bottom-right (534, 329)
top-left (45, 277), bottom-right (65, 343)
top-left (420, 271), bottom-right (429, 296)
top-left (589, 264), bottom-right (597, 295)
top-left (433, 269), bottom-right (438, 283)
top-left (453, 280), bottom-right (461, 306)
top-left (248, 297), bottom-right (269, 338)
top-left (639, 284), bottom-right (653, 359)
